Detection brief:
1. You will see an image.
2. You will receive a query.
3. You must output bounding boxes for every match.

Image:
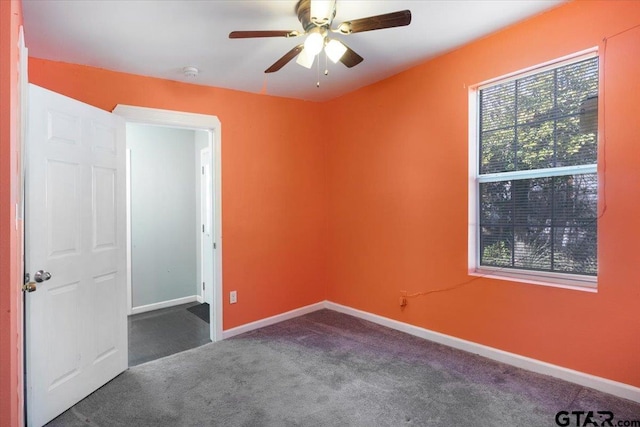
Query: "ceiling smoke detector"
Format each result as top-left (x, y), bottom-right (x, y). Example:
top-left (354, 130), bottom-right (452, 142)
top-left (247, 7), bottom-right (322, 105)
top-left (183, 66), bottom-right (199, 78)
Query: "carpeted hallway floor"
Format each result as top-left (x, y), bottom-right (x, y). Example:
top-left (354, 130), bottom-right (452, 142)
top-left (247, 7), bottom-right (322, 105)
top-left (128, 302), bottom-right (210, 367)
top-left (47, 309), bottom-right (640, 426)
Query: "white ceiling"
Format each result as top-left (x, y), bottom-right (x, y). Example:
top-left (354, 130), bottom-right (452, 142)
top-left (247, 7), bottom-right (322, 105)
top-left (22, 0), bottom-right (565, 102)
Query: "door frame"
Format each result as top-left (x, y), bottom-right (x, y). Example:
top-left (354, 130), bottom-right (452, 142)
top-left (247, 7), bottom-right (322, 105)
top-left (200, 146), bottom-right (214, 306)
top-left (113, 105), bottom-right (223, 342)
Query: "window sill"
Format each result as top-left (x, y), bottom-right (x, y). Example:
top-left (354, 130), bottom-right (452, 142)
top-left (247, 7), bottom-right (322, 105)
top-left (470, 267), bottom-right (598, 293)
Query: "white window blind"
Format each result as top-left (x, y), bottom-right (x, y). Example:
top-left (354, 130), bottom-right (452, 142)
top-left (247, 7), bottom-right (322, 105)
top-left (477, 55), bottom-right (599, 278)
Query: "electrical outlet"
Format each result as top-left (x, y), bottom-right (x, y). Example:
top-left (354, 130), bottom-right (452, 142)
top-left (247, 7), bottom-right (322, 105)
top-left (230, 290), bottom-right (237, 304)
top-left (399, 290), bottom-right (407, 308)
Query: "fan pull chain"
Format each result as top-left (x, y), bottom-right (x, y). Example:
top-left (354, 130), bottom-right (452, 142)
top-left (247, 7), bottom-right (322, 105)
top-left (316, 54), bottom-right (320, 87)
top-left (324, 51), bottom-right (329, 76)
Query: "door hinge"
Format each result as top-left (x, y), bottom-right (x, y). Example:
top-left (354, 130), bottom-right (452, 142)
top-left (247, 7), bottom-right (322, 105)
top-left (202, 166), bottom-right (204, 174)
top-left (202, 281), bottom-right (205, 291)
top-left (202, 224), bottom-right (204, 232)
top-left (213, 242), bottom-right (216, 250)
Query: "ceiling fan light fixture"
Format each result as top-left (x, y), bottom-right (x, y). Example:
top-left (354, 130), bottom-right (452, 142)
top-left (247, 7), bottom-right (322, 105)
top-left (304, 30), bottom-right (324, 57)
top-left (230, 1), bottom-right (412, 77)
top-left (296, 48), bottom-right (315, 69)
top-left (310, 0), bottom-right (335, 26)
top-left (325, 39), bottom-right (347, 63)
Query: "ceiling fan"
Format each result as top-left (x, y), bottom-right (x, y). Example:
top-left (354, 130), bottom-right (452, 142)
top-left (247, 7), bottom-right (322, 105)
top-left (229, 0), bottom-right (412, 74)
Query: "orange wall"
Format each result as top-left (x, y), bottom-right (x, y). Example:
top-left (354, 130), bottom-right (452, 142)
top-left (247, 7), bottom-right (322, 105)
top-left (27, 59), bottom-right (328, 330)
top-left (325, 0), bottom-right (640, 387)
top-left (2, 3), bottom-right (639, 422)
top-left (0, 1), bottom-right (24, 426)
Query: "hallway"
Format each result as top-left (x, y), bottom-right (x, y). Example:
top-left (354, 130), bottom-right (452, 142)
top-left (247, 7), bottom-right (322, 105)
top-left (128, 302), bottom-right (210, 366)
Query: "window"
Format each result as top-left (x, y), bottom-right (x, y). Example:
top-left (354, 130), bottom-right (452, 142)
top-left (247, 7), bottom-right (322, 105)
top-left (470, 52), bottom-right (599, 289)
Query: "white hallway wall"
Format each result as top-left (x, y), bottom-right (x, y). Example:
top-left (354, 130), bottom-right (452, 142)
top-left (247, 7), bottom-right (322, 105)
top-left (127, 123), bottom-right (201, 308)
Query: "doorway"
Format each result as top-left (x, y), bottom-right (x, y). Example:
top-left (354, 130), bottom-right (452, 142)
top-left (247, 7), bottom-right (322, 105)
top-left (125, 123), bottom-right (212, 366)
top-left (114, 104), bottom-right (223, 345)
top-left (24, 90), bottom-right (223, 426)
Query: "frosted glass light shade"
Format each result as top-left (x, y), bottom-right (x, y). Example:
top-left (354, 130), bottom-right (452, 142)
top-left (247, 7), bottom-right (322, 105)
top-left (325, 39), bottom-right (347, 63)
top-left (296, 48), bottom-right (315, 69)
top-left (304, 32), bottom-right (324, 57)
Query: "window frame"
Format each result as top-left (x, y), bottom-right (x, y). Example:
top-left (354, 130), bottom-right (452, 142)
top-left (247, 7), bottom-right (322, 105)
top-left (468, 49), bottom-right (600, 291)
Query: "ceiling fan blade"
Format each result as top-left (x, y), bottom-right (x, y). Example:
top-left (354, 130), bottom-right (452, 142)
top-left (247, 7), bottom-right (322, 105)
top-left (229, 30), bottom-right (300, 39)
top-left (339, 44), bottom-right (364, 68)
top-left (265, 44), bottom-right (304, 73)
top-left (336, 10), bottom-right (411, 34)
top-left (297, 0), bottom-right (311, 29)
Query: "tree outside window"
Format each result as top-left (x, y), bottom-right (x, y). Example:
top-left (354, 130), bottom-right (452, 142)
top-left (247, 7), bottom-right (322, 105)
top-left (476, 56), bottom-right (599, 278)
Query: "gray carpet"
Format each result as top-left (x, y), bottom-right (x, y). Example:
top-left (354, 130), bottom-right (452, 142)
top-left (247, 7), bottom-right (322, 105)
top-left (48, 309), bottom-right (640, 426)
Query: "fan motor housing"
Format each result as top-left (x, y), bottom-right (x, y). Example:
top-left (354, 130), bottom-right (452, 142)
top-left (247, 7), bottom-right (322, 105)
top-left (296, 0), bottom-right (335, 32)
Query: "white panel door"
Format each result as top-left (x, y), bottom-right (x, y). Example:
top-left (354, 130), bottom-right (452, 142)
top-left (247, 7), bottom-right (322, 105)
top-left (25, 84), bottom-right (127, 427)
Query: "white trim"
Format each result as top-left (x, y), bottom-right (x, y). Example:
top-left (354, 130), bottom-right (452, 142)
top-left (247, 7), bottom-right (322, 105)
top-left (468, 86), bottom-right (480, 276)
top-left (212, 129), bottom-right (223, 345)
top-left (113, 104), bottom-right (223, 343)
top-left (471, 268), bottom-right (597, 291)
top-left (222, 302), bottom-right (326, 339)
top-left (476, 48), bottom-right (598, 90)
top-left (324, 301), bottom-right (640, 403)
top-left (196, 295), bottom-right (204, 304)
top-left (130, 295), bottom-right (199, 315)
top-left (478, 164), bottom-right (597, 183)
top-left (125, 149), bottom-right (132, 315)
top-left (18, 26), bottom-right (28, 225)
top-left (112, 105), bottom-right (220, 130)
top-left (200, 146), bottom-right (214, 307)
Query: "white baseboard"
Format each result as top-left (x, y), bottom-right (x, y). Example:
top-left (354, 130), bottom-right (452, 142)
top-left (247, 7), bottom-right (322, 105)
top-left (196, 295), bottom-right (204, 304)
top-left (131, 295), bottom-right (198, 315)
top-left (324, 301), bottom-right (640, 403)
top-left (222, 302), bottom-right (325, 339)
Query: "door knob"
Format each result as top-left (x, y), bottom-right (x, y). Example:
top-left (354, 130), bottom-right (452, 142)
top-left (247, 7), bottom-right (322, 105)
top-left (23, 282), bottom-right (37, 292)
top-left (34, 270), bottom-right (51, 283)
